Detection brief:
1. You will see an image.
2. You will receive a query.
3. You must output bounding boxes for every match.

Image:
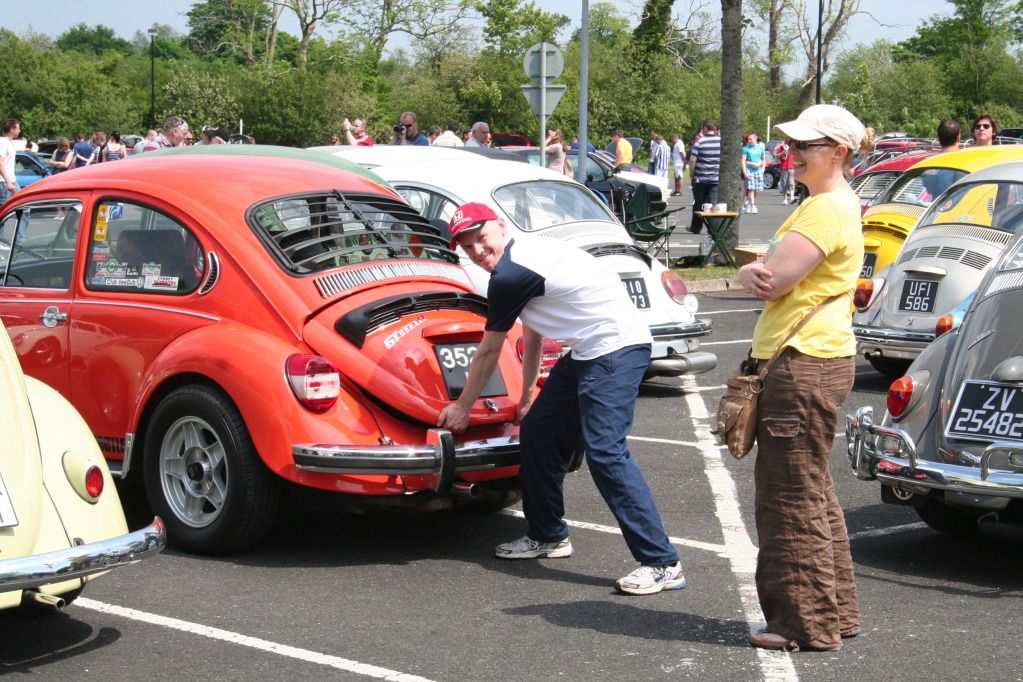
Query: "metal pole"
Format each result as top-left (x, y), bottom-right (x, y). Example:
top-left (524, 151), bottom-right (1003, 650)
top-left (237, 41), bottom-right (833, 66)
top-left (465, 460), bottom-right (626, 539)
top-left (539, 43), bottom-right (548, 168)
top-left (149, 32), bottom-right (156, 127)
top-left (816, 0), bottom-right (823, 104)
top-left (576, 0), bottom-right (589, 183)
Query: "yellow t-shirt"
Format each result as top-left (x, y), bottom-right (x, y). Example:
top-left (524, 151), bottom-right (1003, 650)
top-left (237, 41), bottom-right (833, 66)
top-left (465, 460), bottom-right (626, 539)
top-left (615, 138), bottom-right (633, 165)
top-left (751, 187), bottom-right (863, 359)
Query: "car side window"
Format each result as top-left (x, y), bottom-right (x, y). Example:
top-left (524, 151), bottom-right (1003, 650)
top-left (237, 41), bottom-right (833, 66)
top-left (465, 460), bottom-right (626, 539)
top-left (15, 155), bottom-right (44, 180)
top-left (395, 187), bottom-right (456, 241)
top-left (0, 202), bottom-right (81, 289)
top-left (85, 200), bottom-right (204, 294)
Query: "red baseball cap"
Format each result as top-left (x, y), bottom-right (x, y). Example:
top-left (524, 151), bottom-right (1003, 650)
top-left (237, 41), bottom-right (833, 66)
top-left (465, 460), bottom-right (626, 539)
top-left (448, 202), bottom-right (499, 248)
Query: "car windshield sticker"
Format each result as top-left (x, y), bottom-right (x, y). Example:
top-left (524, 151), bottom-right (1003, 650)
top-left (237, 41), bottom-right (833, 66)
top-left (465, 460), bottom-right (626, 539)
top-left (95, 205), bottom-right (110, 242)
top-left (144, 275), bottom-right (178, 291)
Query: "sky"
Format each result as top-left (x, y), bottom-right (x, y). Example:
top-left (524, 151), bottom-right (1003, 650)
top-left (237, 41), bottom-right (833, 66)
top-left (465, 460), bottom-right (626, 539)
top-left (7, 0), bottom-right (948, 56)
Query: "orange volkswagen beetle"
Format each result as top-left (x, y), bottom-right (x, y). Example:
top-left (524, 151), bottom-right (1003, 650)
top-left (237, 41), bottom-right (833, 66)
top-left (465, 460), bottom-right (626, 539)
top-left (0, 146), bottom-right (534, 554)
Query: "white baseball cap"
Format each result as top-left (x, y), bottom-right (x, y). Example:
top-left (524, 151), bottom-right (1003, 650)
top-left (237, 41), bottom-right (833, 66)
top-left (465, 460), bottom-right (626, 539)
top-left (774, 104), bottom-right (866, 151)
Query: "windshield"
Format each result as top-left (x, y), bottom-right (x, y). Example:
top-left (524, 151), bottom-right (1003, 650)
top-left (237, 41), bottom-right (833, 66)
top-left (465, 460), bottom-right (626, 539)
top-left (919, 180), bottom-right (1023, 232)
top-left (874, 167), bottom-right (968, 208)
top-left (493, 180), bottom-right (616, 232)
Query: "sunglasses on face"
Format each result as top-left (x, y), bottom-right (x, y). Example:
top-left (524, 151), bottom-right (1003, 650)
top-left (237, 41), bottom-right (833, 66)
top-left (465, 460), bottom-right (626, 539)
top-left (974, 123), bottom-right (992, 130)
top-left (788, 139), bottom-right (836, 150)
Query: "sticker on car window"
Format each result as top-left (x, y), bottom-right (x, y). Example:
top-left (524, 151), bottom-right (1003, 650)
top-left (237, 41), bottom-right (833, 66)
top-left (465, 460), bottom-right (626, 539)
top-left (144, 275), bottom-right (178, 291)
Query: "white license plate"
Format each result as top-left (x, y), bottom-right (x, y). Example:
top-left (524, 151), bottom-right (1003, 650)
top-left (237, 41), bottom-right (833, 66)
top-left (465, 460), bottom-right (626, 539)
top-left (0, 473), bottom-right (18, 528)
top-left (621, 277), bottom-right (651, 309)
top-left (898, 279), bottom-right (937, 313)
top-left (947, 381), bottom-right (1023, 442)
top-left (434, 342), bottom-right (507, 400)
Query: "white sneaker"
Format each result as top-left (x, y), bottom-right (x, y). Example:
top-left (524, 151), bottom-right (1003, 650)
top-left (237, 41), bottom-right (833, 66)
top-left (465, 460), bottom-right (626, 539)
top-left (751, 205), bottom-right (758, 213)
top-left (495, 535), bottom-right (573, 559)
top-left (615, 561), bottom-right (687, 595)
top-left (782, 198), bottom-right (789, 205)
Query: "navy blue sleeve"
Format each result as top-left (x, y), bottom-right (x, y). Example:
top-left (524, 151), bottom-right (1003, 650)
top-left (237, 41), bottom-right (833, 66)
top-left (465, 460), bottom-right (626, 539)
top-left (485, 259), bottom-right (545, 332)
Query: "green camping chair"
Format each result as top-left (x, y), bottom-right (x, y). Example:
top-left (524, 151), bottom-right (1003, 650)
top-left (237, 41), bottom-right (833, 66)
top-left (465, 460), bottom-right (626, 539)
top-left (622, 184), bottom-right (683, 267)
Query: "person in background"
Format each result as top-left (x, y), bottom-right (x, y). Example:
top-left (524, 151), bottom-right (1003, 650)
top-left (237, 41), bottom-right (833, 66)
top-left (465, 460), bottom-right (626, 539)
top-left (134, 129), bottom-right (157, 154)
top-left (970, 114), bottom-right (997, 147)
top-left (544, 127), bottom-right (567, 174)
top-left (686, 121), bottom-right (721, 234)
top-left (51, 137), bottom-right (73, 173)
top-left (465, 121), bottom-right (491, 148)
top-left (737, 103), bottom-right (867, 653)
top-left (670, 134), bottom-right (686, 196)
top-left (612, 129), bottom-right (632, 166)
top-left (393, 112), bottom-right (428, 146)
top-left (344, 117), bottom-right (374, 146)
top-left (439, 202), bottom-right (686, 596)
top-left (432, 122), bottom-right (463, 147)
top-left (90, 131), bottom-right (107, 164)
top-left (775, 140), bottom-right (796, 205)
top-left (570, 135), bottom-right (595, 153)
top-left (197, 126), bottom-right (228, 145)
top-left (71, 132), bottom-right (93, 168)
top-left (937, 118), bottom-right (961, 152)
top-left (0, 118), bottom-right (20, 203)
top-left (143, 116), bottom-right (189, 151)
top-left (427, 126), bottom-right (442, 145)
top-left (741, 131), bottom-right (766, 214)
top-left (103, 131), bottom-right (126, 161)
top-left (653, 133), bottom-right (670, 178)
top-left (328, 132), bottom-right (341, 145)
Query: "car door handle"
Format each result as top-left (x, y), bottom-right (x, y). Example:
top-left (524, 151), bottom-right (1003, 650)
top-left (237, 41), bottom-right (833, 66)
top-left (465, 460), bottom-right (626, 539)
top-left (39, 305), bottom-right (68, 328)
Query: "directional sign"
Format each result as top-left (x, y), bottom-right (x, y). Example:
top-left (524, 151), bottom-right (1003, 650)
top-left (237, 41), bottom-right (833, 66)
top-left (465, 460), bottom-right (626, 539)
top-left (520, 84), bottom-right (567, 118)
top-left (523, 42), bottom-right (564, 82)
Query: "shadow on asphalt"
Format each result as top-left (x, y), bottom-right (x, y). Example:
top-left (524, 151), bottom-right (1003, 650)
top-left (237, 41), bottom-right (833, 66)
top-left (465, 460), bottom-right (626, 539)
top-left (0, 609), bottom-right (122, 670)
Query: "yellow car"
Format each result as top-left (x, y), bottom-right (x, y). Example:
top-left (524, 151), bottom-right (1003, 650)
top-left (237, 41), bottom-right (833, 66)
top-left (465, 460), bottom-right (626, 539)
top-left (860, 145), bottom-right (1023, 280)
top-left (0, 318), bottom-right (165, 611)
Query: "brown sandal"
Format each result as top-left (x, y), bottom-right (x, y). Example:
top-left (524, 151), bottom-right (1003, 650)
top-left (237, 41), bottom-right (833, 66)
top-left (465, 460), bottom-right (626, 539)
top-left (749, 631), bottom-right (800, 652)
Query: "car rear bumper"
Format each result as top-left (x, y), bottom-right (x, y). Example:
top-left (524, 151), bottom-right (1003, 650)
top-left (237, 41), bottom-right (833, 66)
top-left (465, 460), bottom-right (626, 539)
top-left (648, 319), bottom-right (717, 376)
top-left (845, 406), bottom-right (1023, 498)
top-left (293, 430), bottom-right (519, 490)
top-left (0, 517), bottom-right (166, 593)
top-left (854, 324), bottom-right (933, 359)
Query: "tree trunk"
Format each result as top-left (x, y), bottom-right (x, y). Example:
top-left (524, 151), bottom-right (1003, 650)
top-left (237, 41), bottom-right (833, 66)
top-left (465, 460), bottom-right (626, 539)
top-left (768, 0), bottom-right (785, 93)
top-left (720, 0), bottom-right (744, 252)
top-left (265, 0), bottom-right (283, 65)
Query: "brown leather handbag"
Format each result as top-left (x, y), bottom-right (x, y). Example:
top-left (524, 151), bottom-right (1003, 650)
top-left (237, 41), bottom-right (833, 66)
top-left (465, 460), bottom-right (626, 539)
top-left (712, 296), bottom-right (840, 459)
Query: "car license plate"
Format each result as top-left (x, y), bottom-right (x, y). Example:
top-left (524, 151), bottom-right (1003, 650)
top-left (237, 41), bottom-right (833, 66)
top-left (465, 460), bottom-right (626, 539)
top-left (0, 473), bottom-right (18, 528)
top-left (621, 277), bottom-right (651, 309)
top-left (435, 343), bottom-right (507, 400)
top-left (947, 381), bottom-right (1023, 443)
top-left (860, 252), bottom-right (878, 279)
top-left (898, 279), bottom-right (937, 313)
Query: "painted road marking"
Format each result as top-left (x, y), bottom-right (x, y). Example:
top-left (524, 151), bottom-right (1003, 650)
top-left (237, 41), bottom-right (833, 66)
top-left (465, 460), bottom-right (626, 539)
top-left (699, 308), bottom-right (764, 315)
top-left (75, 599), bottom-right (435, 682)
top-left (702, 338), bottom-right (755, 346)
top-left (849, 522), bottom-right (927, 540)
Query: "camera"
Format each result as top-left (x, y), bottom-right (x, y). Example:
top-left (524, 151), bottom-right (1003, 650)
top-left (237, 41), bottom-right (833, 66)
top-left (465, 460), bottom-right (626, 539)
top-left (393, 124), bottom-right (406, 134)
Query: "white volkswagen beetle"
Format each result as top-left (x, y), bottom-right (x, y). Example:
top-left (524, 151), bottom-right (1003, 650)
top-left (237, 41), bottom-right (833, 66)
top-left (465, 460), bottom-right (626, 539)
top-left (314, 145), bottom-right (716, 378)
top-left (0, 317), bottom-right (165, 611)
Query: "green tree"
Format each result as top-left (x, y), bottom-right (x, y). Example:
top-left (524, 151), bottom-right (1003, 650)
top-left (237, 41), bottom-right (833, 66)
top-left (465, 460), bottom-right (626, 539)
top-left (55, 23), bottom-right (134, 55)
top-left (475, 0), bottom-right (569, 56)
top-left (632, 0), bottom-right (674, 57)
top-left (186, 0), bottom-right (270, 64)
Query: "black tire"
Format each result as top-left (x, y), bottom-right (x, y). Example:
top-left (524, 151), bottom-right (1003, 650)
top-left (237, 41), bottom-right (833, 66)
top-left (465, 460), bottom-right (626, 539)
top-left (915, 499), bottom-right (979, 538)
top-left (867, 355), bottom-right (911, 379)
top-left (763, 172), bottom-right (776, 190)
top-left (143, 384), bottom-right (279, 555)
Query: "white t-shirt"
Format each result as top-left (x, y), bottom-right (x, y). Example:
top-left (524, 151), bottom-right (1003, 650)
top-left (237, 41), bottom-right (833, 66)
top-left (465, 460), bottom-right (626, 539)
top-left (671, 140), bottom-right (686, 167)
top-left (0, 137), bottom-right (17, 187)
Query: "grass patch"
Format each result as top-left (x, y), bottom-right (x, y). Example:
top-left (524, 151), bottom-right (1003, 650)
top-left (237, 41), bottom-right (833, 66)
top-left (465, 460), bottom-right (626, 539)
top-left (674, 265), bottom-right (739, 281)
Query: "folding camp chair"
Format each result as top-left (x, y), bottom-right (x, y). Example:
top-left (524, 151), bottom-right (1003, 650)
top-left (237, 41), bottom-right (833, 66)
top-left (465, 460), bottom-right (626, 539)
top-left (622, 184), bottom-right (684, 267)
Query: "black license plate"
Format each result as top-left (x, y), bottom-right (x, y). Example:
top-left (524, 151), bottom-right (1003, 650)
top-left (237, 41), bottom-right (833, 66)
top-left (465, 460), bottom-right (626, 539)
top-left (898, 279), bottom-right (938, 313)
top-left (947, 381), bottom-right (1023, 442)
top-left (860, 252), bottom-right (878, 279)
top-left (435, 343), bottom-right (507, 400)
top-left (621, 277), bottom-right (651, 309)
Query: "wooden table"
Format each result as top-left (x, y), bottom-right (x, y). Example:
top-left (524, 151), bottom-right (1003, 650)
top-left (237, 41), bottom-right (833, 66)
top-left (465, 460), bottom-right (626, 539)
top-left (695, 211), bottom-right (739, 267)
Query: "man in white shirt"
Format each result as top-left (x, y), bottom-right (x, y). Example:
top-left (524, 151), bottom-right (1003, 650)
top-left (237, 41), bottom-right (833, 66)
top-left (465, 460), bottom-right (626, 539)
top-left (433, 122), bottom-right (464, 147)
top-left (465, 121), bottom-right (491, 147)
top-left (670, 134), bottom-right (686, 196)
top-left (0, 119), bottom-right (21, 204)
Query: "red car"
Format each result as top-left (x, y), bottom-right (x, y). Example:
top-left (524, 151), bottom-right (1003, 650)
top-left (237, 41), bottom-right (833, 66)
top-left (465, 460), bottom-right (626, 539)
top-left (0, 146), bottom-right (535, 554)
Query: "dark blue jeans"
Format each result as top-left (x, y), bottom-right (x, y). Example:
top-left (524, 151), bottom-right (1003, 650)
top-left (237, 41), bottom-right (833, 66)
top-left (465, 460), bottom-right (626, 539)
top-left (519, 343), bottom-right (679, 566)
top-left (689, 181), bottom-right (719, 233)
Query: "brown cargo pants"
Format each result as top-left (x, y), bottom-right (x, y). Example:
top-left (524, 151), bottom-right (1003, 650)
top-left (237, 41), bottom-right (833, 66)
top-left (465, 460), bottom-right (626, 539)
top-left (754, 349), bottom-right (859, 651)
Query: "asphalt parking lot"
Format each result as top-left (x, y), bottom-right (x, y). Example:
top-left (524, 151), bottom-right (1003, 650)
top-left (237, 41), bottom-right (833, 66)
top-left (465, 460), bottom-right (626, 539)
top-left (5, 191), bottom-right (1023, 681)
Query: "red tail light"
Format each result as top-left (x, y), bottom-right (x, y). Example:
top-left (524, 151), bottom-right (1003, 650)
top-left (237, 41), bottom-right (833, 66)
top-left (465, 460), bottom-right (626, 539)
top-left (854, 280), bottom-right (874, 309)
top-left (84, 465), bottom-right (104, 499)
top-left (887, 376), bottom-right (914, 419)
top-left (286, 354), bottom-right (341, 413)
top-left (516, 337), bottom-right (565, 386)
top-left (935, 314), bottom-right (954, 338)
top-left (661, 270), bottom-right (689, 302)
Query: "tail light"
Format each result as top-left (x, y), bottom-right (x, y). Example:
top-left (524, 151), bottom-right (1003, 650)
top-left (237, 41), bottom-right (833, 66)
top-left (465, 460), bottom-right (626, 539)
top-left (935, 313), bottom-right (954, 338)
top-left (516, 337), bottom-right (565, 386)
top-left (887, 376), bottom-right (914, 419)
top-left (84, 465), bottom-right (104, 499)
top-left (854, 280), bottom-right (874, 309)
top-left (286, 354), bottom-right (340, 413)
top-left (661, 271), bottom-right (699, 313)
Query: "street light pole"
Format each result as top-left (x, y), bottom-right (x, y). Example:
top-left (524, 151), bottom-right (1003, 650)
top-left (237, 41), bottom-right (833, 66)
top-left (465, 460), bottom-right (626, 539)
top-left (148, 25), bottom-right (158, 127)
top-left (815, 0), bottom-right (823, 104)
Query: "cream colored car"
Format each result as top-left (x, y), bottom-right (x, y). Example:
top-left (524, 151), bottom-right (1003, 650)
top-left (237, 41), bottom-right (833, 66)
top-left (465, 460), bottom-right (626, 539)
top-left (0, 319), bottom-right (165, 611)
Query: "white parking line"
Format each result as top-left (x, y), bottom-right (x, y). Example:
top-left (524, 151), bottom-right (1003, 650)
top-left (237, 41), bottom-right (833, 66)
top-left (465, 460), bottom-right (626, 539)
top-left (702, 339), bottom-right (754, 346)
top-left (75, 598), bottom-right (435, 682)
top-left (699, 308), bottom-right (764, 315)
top-left (849, 522), bottom-right (927, 540)
top-left (679, 375), bottom-right (799, 680)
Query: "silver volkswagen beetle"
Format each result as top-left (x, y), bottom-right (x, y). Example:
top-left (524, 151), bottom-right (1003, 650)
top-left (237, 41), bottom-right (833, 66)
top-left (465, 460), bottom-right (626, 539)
top-left (852, 161), bottom-right (1023, 377)
top-left (846, 177), bottom-right (1023, 536)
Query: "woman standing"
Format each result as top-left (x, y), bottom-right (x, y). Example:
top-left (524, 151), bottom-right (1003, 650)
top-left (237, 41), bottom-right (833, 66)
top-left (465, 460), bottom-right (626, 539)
top-left (741, 131), bottom-right (766, 213)
top-left (102, 131), bottom-right (125, 161)
top-left (736, 104), bottom-right (868, 653)
top-left (50, 138), bottom-right (72, 173)
top-left (544, 127), bottom-right (568, 175)
top-left (89, 131), bottom-right (107, 164)
top-left (970, 113), bottom-right (998, 146)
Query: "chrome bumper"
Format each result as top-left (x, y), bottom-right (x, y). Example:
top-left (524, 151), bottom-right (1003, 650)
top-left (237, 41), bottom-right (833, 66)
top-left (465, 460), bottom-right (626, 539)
top-left (845, 406), bottom-right (1023, 498)
top-left (647, 319), bottom-right (717, 376)
top-left (0, 517), bottom-right (166, 593)
top-left (293, 430), bottom-right (519, 491)
top-left (854, 325), bottom-right (933, 357)
top-left (650, 318), bottom-right (713, 341)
